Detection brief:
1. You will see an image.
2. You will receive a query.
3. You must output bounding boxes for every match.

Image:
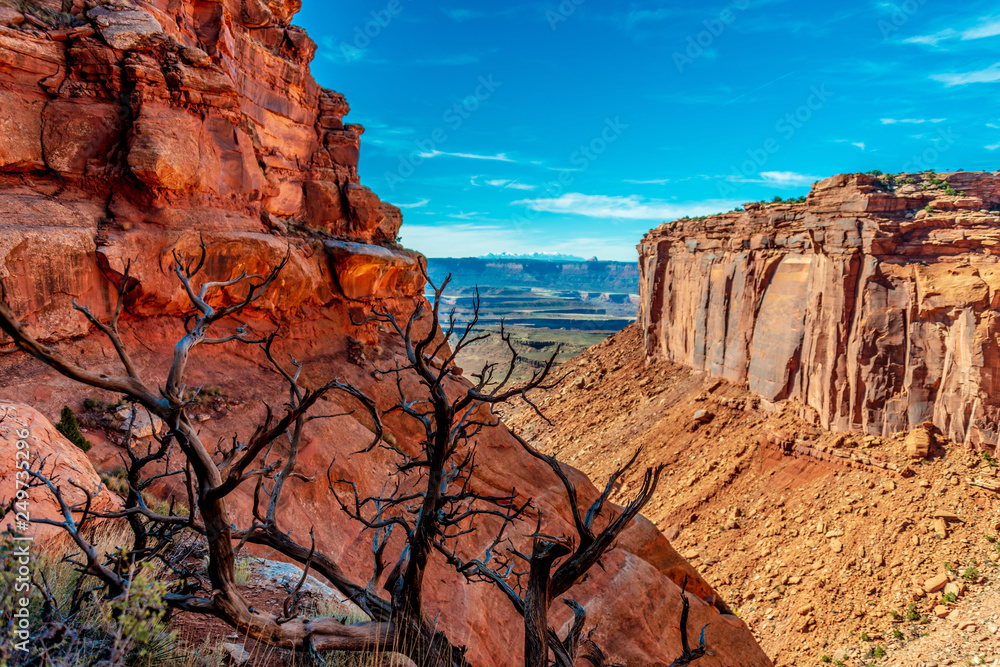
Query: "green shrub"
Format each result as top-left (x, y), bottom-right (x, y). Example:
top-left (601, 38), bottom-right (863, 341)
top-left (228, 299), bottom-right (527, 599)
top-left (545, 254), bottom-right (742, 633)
top-left (892, 628), bottom-right (903, 640)
top-left (55, 405), bottom-right (91, 453)
top-left (861, 632), bottom-right (871, 642)
top-left (963, 567), bottom-right (980, 581)
top-left (942, 592), bottom-right (957, 604)
top-left (873, 646), bottom-right (886, 658)
top-left (821, 656), bottom-right (832, 663)
top-left (906, 603), bottom-right (920, 621)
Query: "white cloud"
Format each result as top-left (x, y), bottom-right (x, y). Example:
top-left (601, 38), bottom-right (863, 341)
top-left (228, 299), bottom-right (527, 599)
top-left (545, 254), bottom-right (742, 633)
top-left (318, 36), bottom-right (386, 65)
top-left (397, 199), bottom-right (430, 209)
top-left (483, 179), bottom-right (536, 190)
top-left (447, 211), bottom-right (489, 220)
top-left (624, 8), bottom-right (680, 29)
top-left (511, 193), bottom-right (740, 221)
top-left (880, 118), bottom-right (946, 125)
top-left (903, 29), bottom-right (958, 46)
top-left (418, 150), bottom-right (515, 162)
top-left (963, 19), bottom-right (1000, 40)
top-left (904, 17), bottom-right (1000, 46)
top-left (987, 143), bottom-right (1000, 151)
top-left (413, 54), bottom-right (480, 66)
top-left (759, 171), bottom-right (821, 187)
top-left (931, 62), bottom-right (1000, 86)
top-left (988, 123), bottom-right (1000, 129)
top-left (623, 178), bottom-right (672, 185)
top-left (442, 7), bottom-right (518, 22)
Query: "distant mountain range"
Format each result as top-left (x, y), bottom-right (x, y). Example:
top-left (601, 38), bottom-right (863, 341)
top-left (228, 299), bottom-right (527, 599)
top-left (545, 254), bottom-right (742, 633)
top-left (477, 252), bottom-right (592, 262)
top-left (426, 256), bottom-right (639, 294)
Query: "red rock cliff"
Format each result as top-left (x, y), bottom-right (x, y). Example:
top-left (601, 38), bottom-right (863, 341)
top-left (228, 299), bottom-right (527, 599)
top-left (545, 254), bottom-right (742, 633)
top-left (0, 2), bottom-right (771, 664)
top-left (639, 172), bottom-right (1000, 446)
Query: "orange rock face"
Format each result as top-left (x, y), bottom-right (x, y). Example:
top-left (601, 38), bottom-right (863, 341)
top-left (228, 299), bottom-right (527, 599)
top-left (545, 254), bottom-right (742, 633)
top-left (0, 401), bottom-right (120, 540)
top-left (0, 2), bottom-right (770, 664)
top-left (639, 172), bottom-right (1000, 446)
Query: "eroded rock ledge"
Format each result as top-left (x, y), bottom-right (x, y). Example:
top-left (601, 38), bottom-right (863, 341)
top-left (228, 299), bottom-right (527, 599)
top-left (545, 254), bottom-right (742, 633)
top-left (639, 172), bottom-right (1000, 446)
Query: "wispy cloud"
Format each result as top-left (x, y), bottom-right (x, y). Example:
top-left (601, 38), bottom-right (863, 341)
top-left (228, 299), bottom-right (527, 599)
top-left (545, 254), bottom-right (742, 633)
top-left (760, 171), bottom-right (820, 187)
top-left (483, 178), bottom-right (535, 191)
top-left (413, 54), bottom-right (480, 66)
top-left (987, 143), bottom-right (1000, 151)
top-left (318, 36), bottom-right (386, 65)
top-left (931, 62), bottom-right (1000, 86)
top-left (623, 178), bottom-right (672, 185)
top-left (447, 211), bottom-right (489, 220)
top-left (880, 118), bottom-right (947, 124)
top-left (442, 7), bottom-right (518, 22)
top-left (623, 8), bottom-right (681, 29)
top-left (418, 150), bottom-right (515, 162)
top-left (397, 199), bottom-right (430, 209)
top-left (905, 16), bottom-right (1000, 46)
top-left (904, 29), bottom-right (958, 47)
top-left (512, 193), bottom-right (740, 221)
top-left (724, 171), bottom-right (820, 187)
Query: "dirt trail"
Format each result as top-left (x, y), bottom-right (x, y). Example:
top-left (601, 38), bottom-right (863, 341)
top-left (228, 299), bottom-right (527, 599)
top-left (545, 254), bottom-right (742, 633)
top-left (504, 324), bottom-right (1000, 666)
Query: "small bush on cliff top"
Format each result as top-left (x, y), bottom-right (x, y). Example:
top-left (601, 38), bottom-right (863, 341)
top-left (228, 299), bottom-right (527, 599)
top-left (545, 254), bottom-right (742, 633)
top-left (55, 405), bottom-right (91, 453)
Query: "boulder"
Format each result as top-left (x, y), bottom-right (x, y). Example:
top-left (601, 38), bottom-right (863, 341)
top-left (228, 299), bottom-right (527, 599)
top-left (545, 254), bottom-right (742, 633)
top-left (0, 402), bottom-right (120, 540)
top-left (86, 7), bottom-right (165, 51)
top-left (906, 428), bottom-right (932, 459)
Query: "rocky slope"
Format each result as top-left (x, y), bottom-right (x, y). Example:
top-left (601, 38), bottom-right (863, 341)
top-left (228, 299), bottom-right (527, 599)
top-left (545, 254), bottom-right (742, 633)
top-left (504, 325), bottom-right (1000, 666)
top-left (639, 172), bottom-right (1000, 446)
top-left (0, 1), bottom-right (769, 664)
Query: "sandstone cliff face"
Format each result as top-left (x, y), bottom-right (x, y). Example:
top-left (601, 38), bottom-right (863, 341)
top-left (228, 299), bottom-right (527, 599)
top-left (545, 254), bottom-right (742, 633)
top-left (0, 0), bottom-right (409, 341)
top-left (639, 172), bottom-right (1000, 446)
top-left (0, 2), bottom-right (769, 664)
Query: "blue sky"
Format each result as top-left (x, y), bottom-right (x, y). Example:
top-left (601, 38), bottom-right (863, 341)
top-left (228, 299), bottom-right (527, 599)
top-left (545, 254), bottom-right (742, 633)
top-left (297, 1), bottom-right (1000, 261)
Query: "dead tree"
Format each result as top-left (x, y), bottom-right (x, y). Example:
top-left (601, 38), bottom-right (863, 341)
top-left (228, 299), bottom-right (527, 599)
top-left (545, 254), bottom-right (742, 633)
top-left (0, 244), bottom-right (707, 666)
top-left (0, 243), bottom-right (443, 662)
top-left (348, 276), bottom-right (705, 666)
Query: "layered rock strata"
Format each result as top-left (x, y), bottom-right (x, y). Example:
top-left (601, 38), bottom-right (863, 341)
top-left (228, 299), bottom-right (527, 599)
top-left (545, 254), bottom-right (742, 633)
top-left (0, 1), bottom-right (769, 664)
top-left (639, 172), bottom-right (1000, 446)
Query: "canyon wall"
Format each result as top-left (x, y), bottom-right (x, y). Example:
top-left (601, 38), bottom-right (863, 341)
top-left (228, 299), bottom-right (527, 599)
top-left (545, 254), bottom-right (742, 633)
top-left (639, 172), bottom-right (1000, 446)
top-left (0, 2), bottom-right (770, 664)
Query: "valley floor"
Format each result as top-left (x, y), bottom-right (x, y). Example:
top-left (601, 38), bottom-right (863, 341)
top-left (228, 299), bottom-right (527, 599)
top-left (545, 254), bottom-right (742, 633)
top-left (503, 324), bottom-right (1000, 667)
